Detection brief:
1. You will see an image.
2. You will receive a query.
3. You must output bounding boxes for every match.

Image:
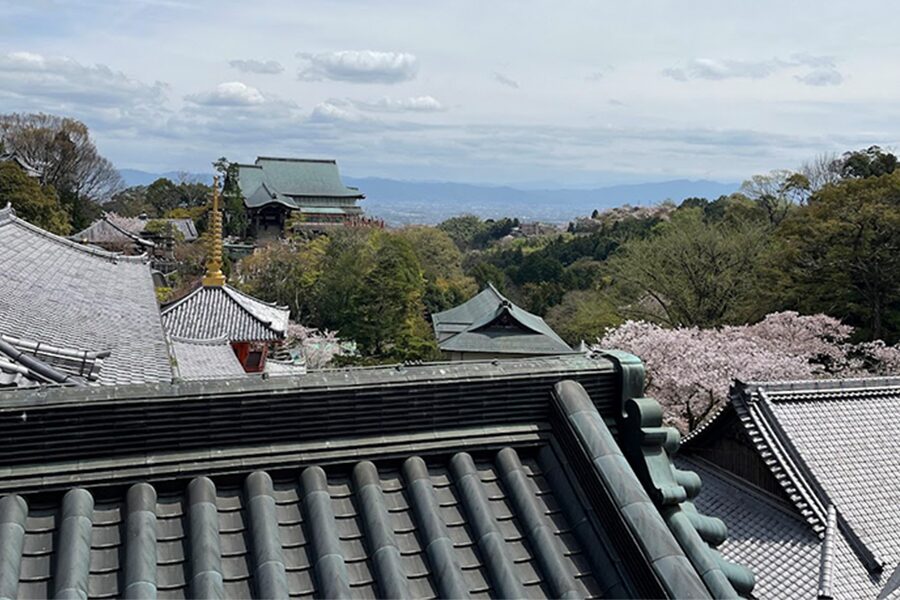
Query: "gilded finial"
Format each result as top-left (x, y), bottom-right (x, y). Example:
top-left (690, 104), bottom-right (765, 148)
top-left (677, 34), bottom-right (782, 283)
top-left (202, 175), bottom-right (226, 287)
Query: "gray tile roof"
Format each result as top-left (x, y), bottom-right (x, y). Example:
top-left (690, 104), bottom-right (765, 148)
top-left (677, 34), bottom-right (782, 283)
top-left (161, 284), bottom-right (290, 342)
top-left (678, 456), bottom-right (883, 599)
top-left (736, 379), bottom-right (900, 571)
top-left (69, 215), bottom-right (155, 248)
top-left (170, 337), bottom-right (246, 381)
top-left (72, 214), bottom-right (199, 246)
top-left (432, 284), bottom-right (575, 356)
top-left (0, 446), bottom-right (619, 599)
top-left (0, 205), bottom-right (173, 386)
top-left (0, 334), bottom-right (106, 388)
top-left (0, 354), bottom-right (756, 599)
top-left (681, 377), bottom-right (900, 599)
top-left (236, 157), bottom-right (364, 211)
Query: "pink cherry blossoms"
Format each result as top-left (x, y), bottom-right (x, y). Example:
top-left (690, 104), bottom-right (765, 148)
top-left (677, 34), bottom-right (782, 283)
top-left (284, 323), bottom-right (349, 369)
top-left (597, 311), bottom-right (900, 432)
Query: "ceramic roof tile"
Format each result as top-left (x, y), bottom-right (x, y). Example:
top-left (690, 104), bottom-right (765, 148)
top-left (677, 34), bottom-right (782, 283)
top-left (69, 216), bottom-right (155, 248)
top-left (753, 380), bottom-right (900, 568)
top-left (0, 205), bottom-right (172, 386)
top-left (170, 337), bottom-right (246, 381)
top-left (161, 284), bottom-right (289, 341)
top-left (0, 446), bottom-right (619, 599)
top-left (679, 456), bottom-right (885, 599)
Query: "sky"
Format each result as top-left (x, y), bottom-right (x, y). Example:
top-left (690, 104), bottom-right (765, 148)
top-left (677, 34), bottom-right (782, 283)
top-left (1, 0), bottom-right (899, 187)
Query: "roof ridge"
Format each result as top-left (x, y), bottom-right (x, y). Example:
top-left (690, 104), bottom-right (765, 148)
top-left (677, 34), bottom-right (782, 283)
top-left (744, 376), bottom-right (900, 395)
top-left (2, 203), bottom-right (150, 264)
top-left (256, 156), bottom-right (337, 164)
top-left (223, 284), bottom-right (289, 310)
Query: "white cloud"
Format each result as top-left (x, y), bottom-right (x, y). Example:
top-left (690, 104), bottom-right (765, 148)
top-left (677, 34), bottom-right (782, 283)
top-left (353, 95), bottom-right (445, 113)
top-left (492, 72), bottom-right (519, 89)
top-left (663, 58), bottom-right (780, 81)
top-left (185, 81), bottom-right (266, 106)
top-left (663, 54), bottom-right (845, 87)
top-left (796, 68), bottom-right (844, 87)
top-left (297, 50), bottom-right (418, 84)
top-left (0, 51), bottom-right (166, 108)
top-left (228, 59), bottom-right (284, 75)
top-left (309, 100), bottom-right (365, 123)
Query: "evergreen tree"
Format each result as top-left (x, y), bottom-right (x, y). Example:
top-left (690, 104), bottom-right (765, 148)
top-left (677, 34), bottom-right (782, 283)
top-left (0, 162), bottom-right (69, 234)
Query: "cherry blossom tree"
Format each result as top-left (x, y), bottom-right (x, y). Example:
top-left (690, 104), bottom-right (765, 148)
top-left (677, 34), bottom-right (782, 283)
top-left (283, 323), bottom-right (347, 369)
top-left (597, 312), bottom-right (900, 432)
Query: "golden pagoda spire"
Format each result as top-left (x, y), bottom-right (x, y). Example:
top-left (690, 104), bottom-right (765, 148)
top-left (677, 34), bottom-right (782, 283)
top-left (202, 175), bottom-right (226, 287)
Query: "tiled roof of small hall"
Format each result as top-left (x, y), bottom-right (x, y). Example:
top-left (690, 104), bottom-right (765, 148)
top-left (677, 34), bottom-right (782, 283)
top-left (0, 353), bottom-right (755, 599)
top-left (0, 204), bottom-right (173, 386)
top-left (161, 284), bottom-right (290, 342)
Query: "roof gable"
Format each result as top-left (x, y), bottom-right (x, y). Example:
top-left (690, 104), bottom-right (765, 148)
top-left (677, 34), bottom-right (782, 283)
top-left (432, 284), bottom-right (574, 355)
top-left (682, 377), bottom-right (900, 596)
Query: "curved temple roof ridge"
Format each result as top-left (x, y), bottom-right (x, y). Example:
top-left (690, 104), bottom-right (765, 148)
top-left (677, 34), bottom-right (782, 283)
top-left (0, 203), bottom-right (150, 264)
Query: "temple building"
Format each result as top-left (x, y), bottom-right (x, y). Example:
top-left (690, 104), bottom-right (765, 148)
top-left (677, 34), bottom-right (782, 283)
top-left (432, 284), bottom-right (576, 360)
top-left (679, 377), bottom-right (900, 598)
top-left (0, 352), bottom-right (756, 598)
top-left (229, 156), bottom-right (365, 238)
top-left (160, 178), bottom-right (290, 372)
top-left (71, 213), bottom-right (198, 259)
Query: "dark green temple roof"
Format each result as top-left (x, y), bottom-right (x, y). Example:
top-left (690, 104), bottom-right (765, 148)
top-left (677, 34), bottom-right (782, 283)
top-left (0, 354), bottom-right (753, 599)
top-left (236, 157), bottom-right (364, 211)
top-left (432, 284), bottom-right (575, 356)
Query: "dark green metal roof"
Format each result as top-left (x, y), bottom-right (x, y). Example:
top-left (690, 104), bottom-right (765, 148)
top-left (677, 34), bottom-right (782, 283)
top-left (237, 157), bottom-right (364, 210)
top-left (0, 354), bottom-right (754, 599)
top-left (432, 284), bottom-right (575, 356)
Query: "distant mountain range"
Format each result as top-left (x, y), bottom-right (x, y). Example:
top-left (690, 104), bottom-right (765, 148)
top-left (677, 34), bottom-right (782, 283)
top-left (119, 169), bottom-right (739, 225)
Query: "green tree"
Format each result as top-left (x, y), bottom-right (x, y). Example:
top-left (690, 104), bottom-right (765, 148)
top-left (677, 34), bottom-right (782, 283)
top-left (0, 162), bottom-right (69, 234)
top-left (213, 157), bottom-right (248, 238)
top-left (769, 171), bottom-right (900, 342)
top-left (239, 237), bottom-right (330, 321)
top-left (396, 226), bottom-right (477, 314)
top-left (606, 209), bottom-right (769, 327)
top-left (355, 233), bottom-right (435, 359)
top-left (740, 170), bottom-right (808, 225)
top-left (837, 145), bottom-right (898, 179)
top-left (437, 214), bottom-right (486, 251)
top-left (545, 289), bottom-right (623, 345)
top-left (0, 113), bottom-right (122, 230)
top-left (105, 186), bottom-right (153, 217)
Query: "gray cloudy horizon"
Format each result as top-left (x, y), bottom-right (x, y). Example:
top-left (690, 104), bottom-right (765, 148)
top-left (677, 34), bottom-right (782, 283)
top-left (1, 0), bottom-right (899, 187)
